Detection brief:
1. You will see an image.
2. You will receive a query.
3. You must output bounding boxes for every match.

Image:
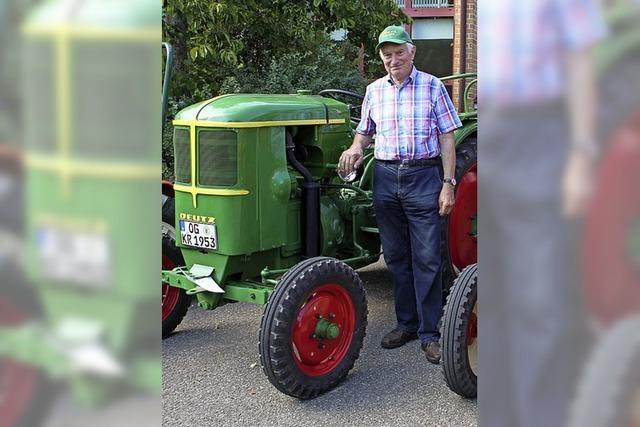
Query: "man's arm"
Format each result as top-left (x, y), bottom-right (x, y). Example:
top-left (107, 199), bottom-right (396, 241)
top-left (439, 131), bottom-right (456, 216)
top-left (338, 132), bottom-right (373, 175)
top-left (562, 46), bottom-right (598, 218)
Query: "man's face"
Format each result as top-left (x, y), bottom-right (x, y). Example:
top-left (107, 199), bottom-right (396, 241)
top-left (380, 43), bottom-right (415, 83)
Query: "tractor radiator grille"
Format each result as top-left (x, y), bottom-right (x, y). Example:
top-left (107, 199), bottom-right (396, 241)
top-left (23, 38), bottom-right (56, 153)
top-left (173, 128), bottom-right (191, 184)
top-left (198, 130), bottom-right (237, 186)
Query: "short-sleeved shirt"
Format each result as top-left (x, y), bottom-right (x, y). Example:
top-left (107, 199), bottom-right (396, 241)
top-left (479, 0), bottom-right (606, 106)
top-left (356, 67), bottom-right (462, 161)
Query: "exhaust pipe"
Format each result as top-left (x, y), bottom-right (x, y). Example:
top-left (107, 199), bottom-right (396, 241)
top-left (285, 132), bottom-right (319, 258)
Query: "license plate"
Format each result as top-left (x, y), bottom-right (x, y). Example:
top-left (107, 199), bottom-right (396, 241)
top-left (179, 220), bottom-right (218, 250)
top-left (37, 226), bottom-right (110, 287)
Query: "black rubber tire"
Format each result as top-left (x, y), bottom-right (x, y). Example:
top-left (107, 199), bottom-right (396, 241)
top-left (441, 263), bottom-right (478, 398)
top-left (442, 137), bottom-right (477, 292)
top-left (0, 281), bottom-right (58, 427)
top-left (0, 302), bottom-right (57, 427)
top-left (568, 316), bottom-right (640, 427)
top-left (0, 164), bottom-right (58, 426)
top-left (258, 256), bottom-right (368, 399)
top-left (162, 196), bottom-right (190, 339)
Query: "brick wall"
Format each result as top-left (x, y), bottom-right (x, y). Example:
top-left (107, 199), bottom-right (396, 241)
top-left (452, 0), bottom-right (477, 113)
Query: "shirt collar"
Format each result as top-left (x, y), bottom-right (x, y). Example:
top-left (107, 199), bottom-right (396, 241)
top-left (387, 66), bottom-right (418, 88)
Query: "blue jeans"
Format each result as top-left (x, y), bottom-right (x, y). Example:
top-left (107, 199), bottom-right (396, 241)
top-left (480, 103), bottom-right (588, 427)
top-left (373, 161), bottom-right (443, 343)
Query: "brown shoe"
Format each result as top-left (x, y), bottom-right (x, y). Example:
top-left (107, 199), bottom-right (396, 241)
top-left (422, 341), bottom-right (441, 364)
top-left (381, 329), bottom-right (418, 349)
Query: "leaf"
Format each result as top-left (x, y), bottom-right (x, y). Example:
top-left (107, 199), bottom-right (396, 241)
top-left (163, 0), bottom-right (409, 103)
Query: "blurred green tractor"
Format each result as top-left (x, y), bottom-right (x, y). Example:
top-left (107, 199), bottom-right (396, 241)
top-left (0, 1), bottom-right (160, 425)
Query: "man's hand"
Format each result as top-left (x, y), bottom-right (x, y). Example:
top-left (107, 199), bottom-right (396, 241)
top-left (339, 133), bottom-right (371, 175)
top-left (438, 131), bottom-right (456, 216)
top-left (338, 144), bottom-right (364, 175)
top-left (562, 150), bottom-right (595, 218)
top-left (439, 185), bottom-right (455, 216)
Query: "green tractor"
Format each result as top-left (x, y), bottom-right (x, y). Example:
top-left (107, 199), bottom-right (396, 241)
top-left (161, 75), bottom-right (478, 399)
top-left (0, 1), bottom-right (161, 424)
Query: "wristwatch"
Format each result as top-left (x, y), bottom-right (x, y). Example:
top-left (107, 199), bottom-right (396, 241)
top-left (443, 177), bottom-right (457, 187)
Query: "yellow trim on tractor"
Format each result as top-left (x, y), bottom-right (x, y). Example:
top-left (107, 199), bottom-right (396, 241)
top-left (26, 154), bottom-right (159, 179)
top-left (22, 24), bottom-right (158, 41)
top-left (172, 118), bottom-right (346, 129)
top-left (173, 184), bottom-right (250, 197)
top-left (175, 119), bottom-right (251, 208)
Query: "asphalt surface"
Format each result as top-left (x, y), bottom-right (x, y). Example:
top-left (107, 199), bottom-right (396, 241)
top-left (162, 258), bottom-right (477, 427)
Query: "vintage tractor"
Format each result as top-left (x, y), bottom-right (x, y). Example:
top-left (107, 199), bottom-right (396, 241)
top-left (161, 75), bottom-right (478, 399)
top-left (0, 1), bottom-right (161, 425)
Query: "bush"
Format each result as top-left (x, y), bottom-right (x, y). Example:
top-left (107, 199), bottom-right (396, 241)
top-left (219, 41), bottom-right (367, 95)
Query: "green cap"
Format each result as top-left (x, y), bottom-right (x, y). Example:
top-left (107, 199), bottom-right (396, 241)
top-left (376, 25), bottom-right (413, 51)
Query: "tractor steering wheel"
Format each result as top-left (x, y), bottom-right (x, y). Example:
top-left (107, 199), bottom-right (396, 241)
top-left (319, 89), bottom-right (365, 123)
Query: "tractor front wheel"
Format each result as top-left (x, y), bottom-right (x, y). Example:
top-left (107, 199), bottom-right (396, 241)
top-left (441, 263), bottom-right (478, 398)
top-left (258, 257), bottom-right (367, 399)
top-left (162, 197), bottom-right (190, 338)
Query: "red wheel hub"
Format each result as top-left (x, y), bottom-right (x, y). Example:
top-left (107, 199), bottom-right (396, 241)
top-left (162, 254), bottom-right (179, 321)
top-left (449, 163), bottom-right (478, 270)
top-left (583, 113), bottom-right (640, 326)
top-left (291, 284), bottom-right (356, 377)
top-left (0, 300), bottom-right (38, 427)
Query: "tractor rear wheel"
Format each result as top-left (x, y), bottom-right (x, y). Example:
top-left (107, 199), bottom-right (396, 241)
top-left (441, 263), bottom-right (478, 398)
top-left (162, 197), bottom-right (190, 338)
top-left (442, 138), bottom-right (477, 292)
top-left (583, 55), bottom-right (640, 325)
top-left (258, 257), bottom-right (367, 399)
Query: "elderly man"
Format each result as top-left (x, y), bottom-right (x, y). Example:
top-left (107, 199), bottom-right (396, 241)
top-left (339, 25), bottom-right (461, 363)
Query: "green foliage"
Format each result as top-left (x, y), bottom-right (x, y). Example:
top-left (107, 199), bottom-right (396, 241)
top-left (219, 40), bottom-right (368, 95)
top-left (161, 0), bottom-right (410, 179)
top-left (163, 0), bottom-right (408, 100)
top-left (162, 121), bottom-right (174, 180)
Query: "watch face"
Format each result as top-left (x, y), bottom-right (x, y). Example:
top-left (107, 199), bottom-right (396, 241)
top-left (451, 178), bottom-right (457, 186)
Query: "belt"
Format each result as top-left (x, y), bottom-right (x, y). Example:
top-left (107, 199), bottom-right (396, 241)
top-left (377, 157), bottom-right (441, 167)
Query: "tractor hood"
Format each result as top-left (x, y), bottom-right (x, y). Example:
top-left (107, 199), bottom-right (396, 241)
top-left (174, 93), bottom-right (349, 125)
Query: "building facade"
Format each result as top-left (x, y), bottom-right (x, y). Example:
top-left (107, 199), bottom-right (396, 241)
top-left (397, 0), bottom-right (477, 111)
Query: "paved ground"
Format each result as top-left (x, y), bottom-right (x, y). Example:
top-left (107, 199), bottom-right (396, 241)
top-left (162, 259), bottom-right (477, 427)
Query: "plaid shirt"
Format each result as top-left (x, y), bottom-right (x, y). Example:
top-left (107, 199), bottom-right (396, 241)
top-left (479, 0), bottom-right (606, 105)
top-left (356, 67), bottom-right (462, 160)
